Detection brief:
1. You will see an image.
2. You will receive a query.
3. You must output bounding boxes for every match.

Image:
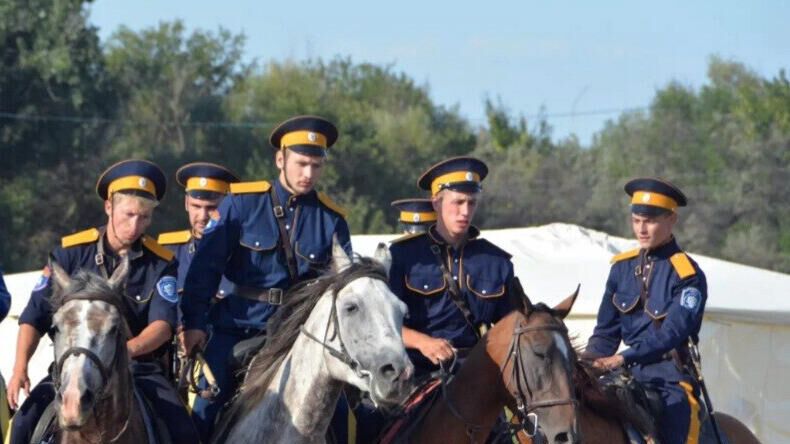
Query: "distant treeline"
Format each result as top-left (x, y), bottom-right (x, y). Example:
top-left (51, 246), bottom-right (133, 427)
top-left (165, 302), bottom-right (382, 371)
top-left (1, 0), bottom-right (788, 273)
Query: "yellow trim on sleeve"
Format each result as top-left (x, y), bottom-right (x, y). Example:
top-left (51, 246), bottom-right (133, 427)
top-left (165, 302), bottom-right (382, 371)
top-left (62, 228), bottom-right (101, 248)
top-left (229, 181), bottom-right (271, 194)
top-left (281, 130), bottom-right (328, 149)
top-left (679, 381), bottom-right (701, 444)
top-left (186, 177), bottom-right (230, 193)
top-left (142, 235), bottom-right (175, 261)
top-left (610, 248), bottom-right (640, 264)
top-left (157, 230), bottom-right (192, 245)
top-left (670, 252), bottom-right (697, 279)
top-left (631, 191), bottom-right (678, 211)
top-left (318, 192), bottom-right (347, 218)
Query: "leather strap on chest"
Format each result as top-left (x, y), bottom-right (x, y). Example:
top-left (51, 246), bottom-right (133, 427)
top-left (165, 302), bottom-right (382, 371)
top-left (270, 189), bottom-right (299, 283)
top-left (429, 243), bottom-right (480, 340)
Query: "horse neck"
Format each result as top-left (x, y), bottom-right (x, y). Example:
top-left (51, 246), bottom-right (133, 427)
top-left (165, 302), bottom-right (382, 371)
top-left (417, 313), bottom-right (519, 443)
top-left (234, 293), bottom-right (343, 443)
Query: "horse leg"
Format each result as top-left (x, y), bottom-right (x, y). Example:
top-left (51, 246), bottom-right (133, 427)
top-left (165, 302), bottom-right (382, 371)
top-left (714, 412), bottom-right (761, 444)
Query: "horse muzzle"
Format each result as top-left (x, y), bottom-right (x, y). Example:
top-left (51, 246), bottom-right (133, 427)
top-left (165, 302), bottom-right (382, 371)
top-left (369, 359), bottom-right (415, 407)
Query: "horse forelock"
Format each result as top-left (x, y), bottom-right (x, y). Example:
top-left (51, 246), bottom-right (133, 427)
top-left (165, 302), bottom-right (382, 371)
top-left (231, 257), bottom-right (388, 417)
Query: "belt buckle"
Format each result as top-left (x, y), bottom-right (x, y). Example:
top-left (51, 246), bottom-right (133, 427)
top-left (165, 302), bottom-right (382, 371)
top-left (273, 205), bottom-right (285, 218)
top-left (268, 288), bottom-right (283, 305)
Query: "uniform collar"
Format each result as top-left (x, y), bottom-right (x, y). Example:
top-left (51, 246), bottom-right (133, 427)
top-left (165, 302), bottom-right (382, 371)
top-left (274, 178), bottom-right (316, 207)
top-left (98, 225), bottom-right (144, 261)
top-left (427, 224), bottom-right (481, 245)
top-left (643, 236), bottom-right (680, 261)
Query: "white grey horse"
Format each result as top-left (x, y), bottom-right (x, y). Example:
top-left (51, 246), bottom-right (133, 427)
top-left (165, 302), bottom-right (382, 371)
top-left (214, 242), bottom-right (413, 443)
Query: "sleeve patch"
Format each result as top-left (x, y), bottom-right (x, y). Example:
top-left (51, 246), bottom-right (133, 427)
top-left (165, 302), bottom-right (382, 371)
top-left (156, 276), bottom-right (178, 303)
top-left (32, 266), bottom-right (51, 292)
top-left (680, 287), bottom-right (701, 311)
top-left (203, 214), bottom-right (220, 235)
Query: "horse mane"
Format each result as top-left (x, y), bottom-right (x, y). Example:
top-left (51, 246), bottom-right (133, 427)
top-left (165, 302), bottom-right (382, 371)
top-left (231, 256), bottom-right (388, 416)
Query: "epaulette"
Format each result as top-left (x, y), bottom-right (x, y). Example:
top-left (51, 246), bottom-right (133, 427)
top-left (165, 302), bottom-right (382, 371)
top-left (61, 228), bottom-right (100, 248)
top-left (474, 238), bottom-right (513, 259)
top-left (317, 192), bottom-right (347, 218)
top-left (230, 181), bottom-right (271, 194)
top-left (157, 230), bottom-right (192, 246)
top-left (610, 248), bottom-right (640, 264)
top-left (141, 235), bottom-right (175, 262)
top-left (669, 252), bottom-right (697, 279)
top-left (390, 232), bottom-right (426, 244)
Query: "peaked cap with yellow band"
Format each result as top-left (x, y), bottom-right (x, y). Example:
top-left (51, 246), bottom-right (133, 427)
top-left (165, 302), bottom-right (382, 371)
top-left (624, 177), bottom-right (688, 217)
top-left (269, 115), bottom-right (338, 157)
top-left (391, 198), bottom-right (436, 233)
top-left (418, 156), bottom-right (488, 196)
top-left (176, 162), bottom-right (240, 199)
top-left (96, 159), bottom-right (167, 201)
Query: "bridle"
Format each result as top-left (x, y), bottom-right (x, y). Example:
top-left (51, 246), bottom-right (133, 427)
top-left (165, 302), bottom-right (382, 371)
top-left (439, 316), bottom-right (579, 443)
top-left (52, 293), bottom-right (134, 443)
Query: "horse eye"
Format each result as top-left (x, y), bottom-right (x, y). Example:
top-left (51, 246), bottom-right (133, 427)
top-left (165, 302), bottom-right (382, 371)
top-left (344, 303), bottom-right (359, 314)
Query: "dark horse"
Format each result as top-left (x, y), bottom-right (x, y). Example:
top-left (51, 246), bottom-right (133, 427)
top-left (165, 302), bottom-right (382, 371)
top-left (46, 257), bottom-right (149, 444)
top-left (385, 288), bottom-right (583, 444)
top-left (510, 292), bottom-right (762, 444)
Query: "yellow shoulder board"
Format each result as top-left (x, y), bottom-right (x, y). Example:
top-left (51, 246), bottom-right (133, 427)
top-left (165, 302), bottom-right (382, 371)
top-left (61, 228), bottom-right (100, 248)
top-left (142, 236), bottom-right (175, 262)
top-left (391, 232), bottom-right (426, 244)
top-left (318, 192), bottom-right (347, 218)
top-left (230, 181), bottom-right (271, 194)
top-left (157, 230), bottom-right (191, 245)
top-left (669, 252), bottom-right (697, 279)
top-left (610, 248), bottom-right (640, 264)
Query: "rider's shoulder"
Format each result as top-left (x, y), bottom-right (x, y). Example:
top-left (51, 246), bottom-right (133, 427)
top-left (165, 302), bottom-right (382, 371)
top-left (610, 248), bottom-right (640, 264)
top-left (61, 228), bottom-right (101, 249)
top-left (157, 230), bottom-right (192, 246)
top-left (229, 180), bottom-right (271, 195)
top-left (390, 232), bottom-right (427, 247)
top-left (669, 251), bottom-right (697, 280)
top-left (141, 235), bottom-right (175, 262)
top-left (471, 238), bottom-right (512, 260)
top-left (317, 191), bottom-right (347, 219)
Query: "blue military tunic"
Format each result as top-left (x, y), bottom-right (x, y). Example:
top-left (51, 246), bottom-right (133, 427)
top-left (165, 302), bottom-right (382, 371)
top-left (19, 226), bottom-right (178, 338)
top-left (0, 270), bottom-right (10, 323)
top-left (587, 237), bottom-right (707, 444)
top-left (388, 225), bottom-right (515, 373)
top-left (181, 178), bottom-right (352, 332)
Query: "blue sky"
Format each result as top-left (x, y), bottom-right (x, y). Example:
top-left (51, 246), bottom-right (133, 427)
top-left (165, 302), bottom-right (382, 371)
top-left (88, 0), bottom-right (790, 145)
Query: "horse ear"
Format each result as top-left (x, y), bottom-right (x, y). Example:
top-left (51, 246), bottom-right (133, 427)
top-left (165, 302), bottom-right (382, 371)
top-left (508, 277), bottom-right (535, 315)
top-left (373, 242), bottom-right (391, 277)
top-left (50, 261), bottom-right (71, 291)
top-left (331, 234), bottom-right (352, 272)
top-left (552, 284), bottom-right (580, 320)
top-left (108, 255), bottom-right (130, 292)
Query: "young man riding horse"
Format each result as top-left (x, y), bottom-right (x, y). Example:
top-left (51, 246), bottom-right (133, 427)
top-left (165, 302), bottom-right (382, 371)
top-left (6, 159), bottom-right (199, 444)
top-left (584, 177), bottom-right (708, 443)
top-left (180, 115), bottom-right (353, 441)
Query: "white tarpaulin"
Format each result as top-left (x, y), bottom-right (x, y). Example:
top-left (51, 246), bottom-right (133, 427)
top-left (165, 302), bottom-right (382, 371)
top-left (2, 223), bottom-right (788, 442)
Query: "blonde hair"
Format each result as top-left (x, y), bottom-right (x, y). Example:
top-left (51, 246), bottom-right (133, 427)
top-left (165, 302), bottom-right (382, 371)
top-left (111, 191), bottom-right (159, 210)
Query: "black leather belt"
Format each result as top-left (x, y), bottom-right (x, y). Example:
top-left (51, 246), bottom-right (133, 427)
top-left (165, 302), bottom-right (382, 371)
top-left (234, 285), bottom-right (284, 305)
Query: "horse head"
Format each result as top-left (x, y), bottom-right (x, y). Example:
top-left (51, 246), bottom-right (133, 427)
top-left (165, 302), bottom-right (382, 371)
top-left (506, 285), bottom-right (581, 444)
top-left (51, 256), bottom-right (131, 430)
top-left (320, 238), bottom-right (413, 407)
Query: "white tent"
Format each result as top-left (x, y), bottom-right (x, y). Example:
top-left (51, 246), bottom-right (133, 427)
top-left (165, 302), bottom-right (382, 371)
top-left (2, 223), bottom-right (787, 442)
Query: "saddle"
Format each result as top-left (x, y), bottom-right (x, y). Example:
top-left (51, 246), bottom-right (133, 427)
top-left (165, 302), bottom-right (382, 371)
top-left (229, 332), bottom-right (267, 374)
top-left (596, 368), bottom-right (663, 443)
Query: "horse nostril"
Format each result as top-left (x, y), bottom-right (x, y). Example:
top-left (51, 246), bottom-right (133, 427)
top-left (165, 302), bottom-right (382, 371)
top-left (378, 363), bottom-right (396, 379)
top-left (554, 431), bottom-right (570, 443)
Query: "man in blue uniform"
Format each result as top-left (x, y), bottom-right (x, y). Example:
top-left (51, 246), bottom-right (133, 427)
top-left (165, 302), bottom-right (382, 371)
top-left (389, 156), bottom-right (515, 375)
top-left (181, 115), bottom-right (352, 440)
top-left (391, 198), bottom-right (436, 235)
top-left (6, 160), bottom-right (199, 444)
top-left (585, 177), bottom-right (707, 444)
top-left (0, 270), bottom-right (9, 324)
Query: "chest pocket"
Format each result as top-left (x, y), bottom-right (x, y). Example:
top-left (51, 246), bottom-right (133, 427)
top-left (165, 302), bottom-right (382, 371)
top-left (645, 294), bottom-right (671, 320)
top-left (240, 231), bottom-right (277, 252)
top-left (612, 292), bottom-right (639, 313)
top-left (465, 275), bottom-right (506, 299)
top-left (405, 269), bottom-right (447, 296)
top-left (295, 241), bottom-right (331, 266)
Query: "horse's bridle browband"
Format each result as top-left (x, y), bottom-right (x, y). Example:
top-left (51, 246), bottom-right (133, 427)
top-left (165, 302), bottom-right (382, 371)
top-left (439, 318), bottom-right (579, 443)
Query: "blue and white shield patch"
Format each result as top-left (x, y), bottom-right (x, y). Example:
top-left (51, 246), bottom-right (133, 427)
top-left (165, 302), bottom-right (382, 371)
top-left (32, 270), bottom-right (50, 292)
top-left (680, 287), bottom-right (701, 311)
top-left (203, 216), bottom-right (219, 234)
top-left (156, 276), bottom-right (178, 303)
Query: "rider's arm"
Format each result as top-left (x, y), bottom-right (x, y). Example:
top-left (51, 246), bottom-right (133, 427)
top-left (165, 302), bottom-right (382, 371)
top-left (0, 270), bottom-right (10, 322)
top-left (181, 196), bottom-right (241, 332)
top-left (335, 216), bottom-right (353, 257)
top-left (128, 320), bottom-right (173, 358)
top-left (13, 323), bottom-right (41, 377)
top-left (584, 269), bottom-right (622, 358)
top-left (620, 273), bottom-right (707, 365)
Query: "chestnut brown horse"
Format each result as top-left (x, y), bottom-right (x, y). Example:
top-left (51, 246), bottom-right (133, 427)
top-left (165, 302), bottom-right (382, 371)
top-left (510, 294), bottom-right (762, 444)
top-left (396, 288), bottom-right (582, 444)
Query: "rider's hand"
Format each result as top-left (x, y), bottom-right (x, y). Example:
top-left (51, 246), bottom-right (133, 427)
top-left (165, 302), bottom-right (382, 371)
top-left (417, 336), bottom-right (456, 365)
top-left (7, 368), bottom-right (30, 410)
top-left (181, 329), bottom-right (207, 357)
top-left (593, 354), bottom-right (625, 371)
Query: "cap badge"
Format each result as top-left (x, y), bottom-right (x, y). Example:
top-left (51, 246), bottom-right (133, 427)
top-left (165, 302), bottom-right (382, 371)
top-left (199, 177), bottom-right (208, 187)
top-left (465, 171), bottom-right (474, 181)
top-left (413, 213), bottom-right (421, 222)
top-left (642, 193), bottom-right (651, 203)
top-left (138, 178), bottom-right (147, 188)
top-left (307, 131), bottom-right (317, 142)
